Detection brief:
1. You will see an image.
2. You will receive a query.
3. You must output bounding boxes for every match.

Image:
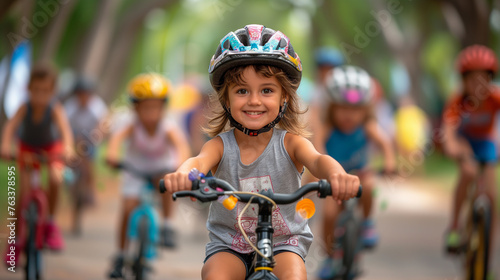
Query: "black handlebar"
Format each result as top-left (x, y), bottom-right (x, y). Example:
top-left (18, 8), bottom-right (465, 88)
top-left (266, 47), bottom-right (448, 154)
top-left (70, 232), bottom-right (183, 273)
top-left (107, 161), bottom-right (169, 182)
top-left (159, 177), bottom-right (362, 204)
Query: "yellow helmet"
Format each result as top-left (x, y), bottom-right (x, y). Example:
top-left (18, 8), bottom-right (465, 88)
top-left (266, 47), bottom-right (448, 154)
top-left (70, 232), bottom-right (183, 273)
top-left (128, 73), bottom-right (171, 101)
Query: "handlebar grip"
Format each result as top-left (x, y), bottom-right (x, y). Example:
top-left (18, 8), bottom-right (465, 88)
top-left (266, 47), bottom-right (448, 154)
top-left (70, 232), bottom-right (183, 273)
top-left (172, 191), bottom-right (194, 200)
top-left (356, 185), bottom-right (362, 198)
top-left (159, 179), bottom-right (166, 193)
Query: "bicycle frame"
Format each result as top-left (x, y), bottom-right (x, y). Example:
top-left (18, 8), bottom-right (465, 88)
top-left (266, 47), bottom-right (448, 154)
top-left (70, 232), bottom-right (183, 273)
top-left (14, 155), bottom-right (50, 280)
top-left (463, 163), bottom-right (492, 279)
top-left (18, 166), bottom-right (48, 250)
top-left (335, 198), bottom-right (364, 279)
top-left (127, 179), bottom-right (160, 260)
top-left (161, 176), bottom-right (362, 280)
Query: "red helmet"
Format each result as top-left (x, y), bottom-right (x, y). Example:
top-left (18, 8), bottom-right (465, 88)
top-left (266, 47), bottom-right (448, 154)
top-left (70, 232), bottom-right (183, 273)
top-left (457, 45), bottom-right (498, 75)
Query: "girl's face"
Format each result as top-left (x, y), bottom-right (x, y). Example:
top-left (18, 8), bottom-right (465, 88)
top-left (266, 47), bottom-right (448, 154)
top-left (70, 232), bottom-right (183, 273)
top-left (330, 104), bottom-right (367, 133)
top-left (28, 78), bottom-right (55, 107)
top-left (463, 70), bottom-right (492, 99)
top-left (227, 67), bottom-right (284, 131)
top-left (134, 99), bottom-right (165, 128)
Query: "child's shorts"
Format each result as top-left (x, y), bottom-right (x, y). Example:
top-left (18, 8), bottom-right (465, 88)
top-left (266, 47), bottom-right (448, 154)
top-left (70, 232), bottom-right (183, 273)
top-left (464, 137), bottom-right (498, 163)
top-left (121, 171), bottom-right (149, 198)
top-left (204, 248), bottom-right (304, 278)
top-left (18, 141), bottom-right (64, 169)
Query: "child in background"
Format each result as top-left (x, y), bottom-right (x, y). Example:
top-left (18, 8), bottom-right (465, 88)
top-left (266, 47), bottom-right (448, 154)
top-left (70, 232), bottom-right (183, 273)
top-left (105, 73), bottom-right (190, 278)
top-left (1, 62), bottom-right (74, 265)
top-left (162, 24), bottom-right (360, 280)
top-left (310, 47), bottom-right (345, 153)
top-left (442, 45), bottom-right (499, 265)
top-left (64, 76), bottom-right (108, 234)
top-left (315, 66), bottom-right (396, 279)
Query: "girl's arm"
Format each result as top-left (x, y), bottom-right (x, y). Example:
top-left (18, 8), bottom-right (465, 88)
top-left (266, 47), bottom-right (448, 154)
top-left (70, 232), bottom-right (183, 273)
top-left (364, 119), bottom-right (396, 173)
top-left (162, 136), bottom-right (223, 193)
top-left (52, 102), bottom-right (75, 160)
top-left (285, 134), bottom-right (360, 202)
top-left (105, 125), bottom-right (133, 165)
top-left (1, 104), bottom-right (27, 158)
top-left (165, 127), bottom-right (191, 166)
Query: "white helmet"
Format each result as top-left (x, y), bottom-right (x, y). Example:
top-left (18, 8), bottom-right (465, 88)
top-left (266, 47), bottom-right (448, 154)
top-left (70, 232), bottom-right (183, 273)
top-left (325, 65), bottom-right (373, 105)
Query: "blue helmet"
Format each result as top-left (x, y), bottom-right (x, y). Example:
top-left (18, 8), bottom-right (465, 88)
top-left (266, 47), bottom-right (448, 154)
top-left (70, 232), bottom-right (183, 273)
top-left (315, 47), bottom-right (344, 68)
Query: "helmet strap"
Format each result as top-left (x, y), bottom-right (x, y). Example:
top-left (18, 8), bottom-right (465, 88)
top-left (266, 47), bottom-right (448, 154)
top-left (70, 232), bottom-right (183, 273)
top-left (224, 101), bottom-right (288, 136)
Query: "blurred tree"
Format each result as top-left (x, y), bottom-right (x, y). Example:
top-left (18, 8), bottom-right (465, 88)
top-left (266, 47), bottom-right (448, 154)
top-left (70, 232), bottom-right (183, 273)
top-left (99, 0), bottom-right (179, 103)
top-left (39, 0), bottom-right (78, 60)
top-left (439, 0), bottom-right (494, 47)
top-left (76, 0), bottom-right (121, 78)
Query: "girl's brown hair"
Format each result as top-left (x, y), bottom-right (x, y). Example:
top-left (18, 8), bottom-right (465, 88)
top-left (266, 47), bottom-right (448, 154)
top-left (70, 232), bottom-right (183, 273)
top-left (205, 65), bottom-right (308, 137)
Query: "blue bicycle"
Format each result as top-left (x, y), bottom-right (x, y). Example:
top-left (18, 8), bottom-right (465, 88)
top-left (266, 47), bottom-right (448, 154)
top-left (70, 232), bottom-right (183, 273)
top-left (111, 163), bottom-right (168, 280)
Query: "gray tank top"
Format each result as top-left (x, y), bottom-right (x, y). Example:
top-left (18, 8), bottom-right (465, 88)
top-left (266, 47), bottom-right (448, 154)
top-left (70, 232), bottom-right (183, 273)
top-left (206, 129), bottom-right (313, 259)
top-left (18, 101), bottom-right (59, 147)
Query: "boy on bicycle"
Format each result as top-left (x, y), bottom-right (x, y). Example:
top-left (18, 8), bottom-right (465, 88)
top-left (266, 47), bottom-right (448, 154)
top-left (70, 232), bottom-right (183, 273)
top-left (442, 45), bottom-right (500, 259)
top-left (2, 62), bottom-right (75, 265)
top-left (105, 73), bottom-right (190, 278)
top-left (64, 76), bottom-right (108, 233)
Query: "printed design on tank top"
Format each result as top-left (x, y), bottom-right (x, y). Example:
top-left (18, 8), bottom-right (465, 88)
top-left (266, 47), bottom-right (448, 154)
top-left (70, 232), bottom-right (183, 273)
top-left (230, 175), bottom-right (297, 253)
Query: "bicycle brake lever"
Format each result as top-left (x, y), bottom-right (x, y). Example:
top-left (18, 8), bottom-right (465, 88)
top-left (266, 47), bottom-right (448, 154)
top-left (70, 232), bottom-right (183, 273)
top-left (172, 190), bottom-right (219, 202)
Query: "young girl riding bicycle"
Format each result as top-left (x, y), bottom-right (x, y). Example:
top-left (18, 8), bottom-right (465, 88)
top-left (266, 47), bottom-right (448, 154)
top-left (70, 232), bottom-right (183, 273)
top-left (162, 24), bottom-right (360, 280)
top-left (314, 65), bottom-right (396, 279)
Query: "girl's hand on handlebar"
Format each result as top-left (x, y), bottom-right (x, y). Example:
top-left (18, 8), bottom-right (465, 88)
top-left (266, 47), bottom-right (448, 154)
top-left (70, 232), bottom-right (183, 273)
top-left (162, 172), bottom-right (192, 194)
top-left (329, 173), bottom-right (360, 204)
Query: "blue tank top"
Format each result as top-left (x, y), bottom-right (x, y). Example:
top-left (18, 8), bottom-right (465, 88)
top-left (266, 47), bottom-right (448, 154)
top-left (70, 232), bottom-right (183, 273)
top-left (325, 126), bottom-right (368, 172)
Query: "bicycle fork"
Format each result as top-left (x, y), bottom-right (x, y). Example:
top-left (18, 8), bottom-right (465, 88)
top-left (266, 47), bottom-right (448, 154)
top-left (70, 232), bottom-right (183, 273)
top-left (127, 204), bottom-right (159, 260)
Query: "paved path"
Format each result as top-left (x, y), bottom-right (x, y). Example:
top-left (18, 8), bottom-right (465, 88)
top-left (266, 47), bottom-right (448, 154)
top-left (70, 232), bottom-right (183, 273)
top-left (0, 176), bottom-right (498, 279)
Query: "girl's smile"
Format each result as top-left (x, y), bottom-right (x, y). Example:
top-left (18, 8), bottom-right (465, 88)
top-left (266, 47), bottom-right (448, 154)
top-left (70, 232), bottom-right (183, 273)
top-left (227, 67), bottom-right (284, 130)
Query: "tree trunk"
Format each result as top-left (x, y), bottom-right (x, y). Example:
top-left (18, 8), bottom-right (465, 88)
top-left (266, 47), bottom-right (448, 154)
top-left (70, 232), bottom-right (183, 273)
top-left (0, 0), bottom-right (18, 20)
top-left (99, 0), bottom-right (178, 104)
top-left (445, 0), bottom-right (493, 47)
top-left (39, 0), bottom-right (78, 61)
top-left (76, 0), bottom-right (122, 78)
top-left (370, 0), bottom-right (427, 106)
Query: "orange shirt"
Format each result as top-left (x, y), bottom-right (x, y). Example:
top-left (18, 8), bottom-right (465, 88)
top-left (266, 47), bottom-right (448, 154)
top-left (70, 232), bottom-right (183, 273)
top-left (442, 87), bottom-right (500, 139)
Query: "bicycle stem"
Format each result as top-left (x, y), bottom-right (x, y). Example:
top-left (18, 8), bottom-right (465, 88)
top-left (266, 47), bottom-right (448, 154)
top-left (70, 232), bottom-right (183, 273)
top-left (254, 190), bottom-right (276, 270)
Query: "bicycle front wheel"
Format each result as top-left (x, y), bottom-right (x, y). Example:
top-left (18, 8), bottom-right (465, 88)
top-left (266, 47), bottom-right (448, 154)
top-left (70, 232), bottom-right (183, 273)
top-left (466, 202), bottom-right (491, 280)
top-left (24, 202), bottom-right (42, 280)
top-left (342, 219), bottom-right (358, 280)
top-left (134, 217), bottom-right (150, 280)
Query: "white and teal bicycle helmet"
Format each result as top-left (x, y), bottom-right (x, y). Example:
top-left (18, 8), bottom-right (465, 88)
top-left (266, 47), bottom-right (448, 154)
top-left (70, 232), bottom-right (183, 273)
top-left (208, 24), bottom-right (302, 136)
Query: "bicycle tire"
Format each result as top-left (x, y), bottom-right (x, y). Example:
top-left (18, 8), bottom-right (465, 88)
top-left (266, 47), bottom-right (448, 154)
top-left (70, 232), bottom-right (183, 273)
top-left (134, 217), bottom-right (149, 280)
top-left (24, 202), bottom-right (41, 280)
top-left (72, 177), bottom-right (86, 235)
top-left (342, 219), bottom-right (357, 280)
top-left (466, 201), bottom-right (491, 280)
